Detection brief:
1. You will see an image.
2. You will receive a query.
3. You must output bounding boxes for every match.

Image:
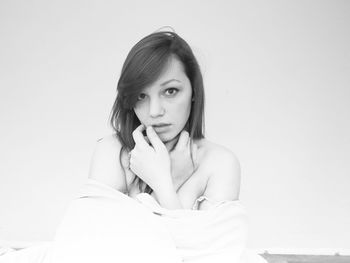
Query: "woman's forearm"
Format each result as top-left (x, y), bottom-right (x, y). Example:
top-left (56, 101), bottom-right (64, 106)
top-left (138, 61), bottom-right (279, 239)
top-left (153, 180), bottom-right (183, 210)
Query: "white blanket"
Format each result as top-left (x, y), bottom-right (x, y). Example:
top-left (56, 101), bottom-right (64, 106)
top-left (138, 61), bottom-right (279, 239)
top-left (1, 179), bottom-right (267, 263)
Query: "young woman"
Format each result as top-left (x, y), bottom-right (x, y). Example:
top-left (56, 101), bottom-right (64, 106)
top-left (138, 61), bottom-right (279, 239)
top-left (0, 30), bottom-right (266, 263)
top-left (88, 30), bottom-right (241, 210)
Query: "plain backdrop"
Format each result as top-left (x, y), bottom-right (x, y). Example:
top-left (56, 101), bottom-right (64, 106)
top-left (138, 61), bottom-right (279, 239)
top-left (0, 0), bottom-right (349, 253)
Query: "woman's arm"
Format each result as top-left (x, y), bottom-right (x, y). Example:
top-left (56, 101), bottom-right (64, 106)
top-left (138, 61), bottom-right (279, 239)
top-left (199, 147), bottom-right (241, 210)
top-left (88, 135), bottom-right (127, 193)
top-left (129, 125), bottom-right (184, 209)
top-left (153, 181), bottom-right (183, 209)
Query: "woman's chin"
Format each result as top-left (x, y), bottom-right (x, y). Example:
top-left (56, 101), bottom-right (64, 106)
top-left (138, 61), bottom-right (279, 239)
top-left (160, 136), bottom-right (179, 151)
top-left (157, 133), bottom-right (174, 143)
top-left (157, 132), bottom-right (180, 149)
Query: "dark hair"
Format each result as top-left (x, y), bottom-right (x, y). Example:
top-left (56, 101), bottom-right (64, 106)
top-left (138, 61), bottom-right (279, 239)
top-left (109, 30), bottom-right (205, 194)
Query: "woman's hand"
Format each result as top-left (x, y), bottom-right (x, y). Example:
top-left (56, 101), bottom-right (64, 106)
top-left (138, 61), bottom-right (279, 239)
top-left (169, 130), bottom-right (198, 192)
top-left (129, 124), bottom-right (172, 192)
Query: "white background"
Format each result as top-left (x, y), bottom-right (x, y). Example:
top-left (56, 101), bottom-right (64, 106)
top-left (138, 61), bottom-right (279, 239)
top-left (0, 0), bottom-right (349, 252)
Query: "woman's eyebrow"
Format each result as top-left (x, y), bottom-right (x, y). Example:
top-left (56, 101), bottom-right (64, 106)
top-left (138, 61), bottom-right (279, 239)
top-left (160, 79), bottom-right (181, 86)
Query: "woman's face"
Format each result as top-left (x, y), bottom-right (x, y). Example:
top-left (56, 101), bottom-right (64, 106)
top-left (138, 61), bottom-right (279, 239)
top-left (133, 56), bottom-right (192, 144)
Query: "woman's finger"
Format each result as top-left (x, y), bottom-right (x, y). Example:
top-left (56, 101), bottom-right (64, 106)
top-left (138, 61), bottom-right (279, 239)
top-left (144, 136), bottom-right (150, 145)
top-left (190, 142), bottom-right (198, 166)
top-left (132, 124), bottom-right (149, 148)
top-left (173, 130), bottom-right (189, 151)
top-left (146, 126), bottom-right (166, 151)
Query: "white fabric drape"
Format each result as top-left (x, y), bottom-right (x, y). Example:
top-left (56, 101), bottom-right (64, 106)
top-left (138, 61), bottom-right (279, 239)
top-left (0, 179), bottom-right (267, 263)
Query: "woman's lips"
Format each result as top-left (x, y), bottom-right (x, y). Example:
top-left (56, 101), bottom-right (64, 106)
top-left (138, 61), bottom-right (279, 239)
top-left (152, 124), bottom-right (171, 132)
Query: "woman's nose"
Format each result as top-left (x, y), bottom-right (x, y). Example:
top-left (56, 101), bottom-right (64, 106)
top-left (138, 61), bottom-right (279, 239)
top-left (149, 98), bottom-right (165, 118)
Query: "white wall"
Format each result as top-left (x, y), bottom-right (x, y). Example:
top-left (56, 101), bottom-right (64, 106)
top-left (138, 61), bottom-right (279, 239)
top-left (0, 0), bottom-right (349, 252)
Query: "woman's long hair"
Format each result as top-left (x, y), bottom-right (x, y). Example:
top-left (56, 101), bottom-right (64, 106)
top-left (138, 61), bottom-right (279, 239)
top-left (109, 30), bottom-right (205, 194)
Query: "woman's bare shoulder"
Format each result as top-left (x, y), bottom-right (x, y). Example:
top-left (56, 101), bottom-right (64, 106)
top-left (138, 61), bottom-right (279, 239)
top-left (194, 138), bottom-right (239, 165)
top-left (196, 138), bottom-right (241, 203)
top-left (96, 133), bottom-right (121, 146)
top-left (88, 133), bottom-right (128, 192)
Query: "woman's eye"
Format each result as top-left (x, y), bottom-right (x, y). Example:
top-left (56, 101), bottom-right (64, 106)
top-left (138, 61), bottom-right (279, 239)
top-left (165, 88), bottom-right (179, 96)
top-left (137, 93), bottom-right (146, 101)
